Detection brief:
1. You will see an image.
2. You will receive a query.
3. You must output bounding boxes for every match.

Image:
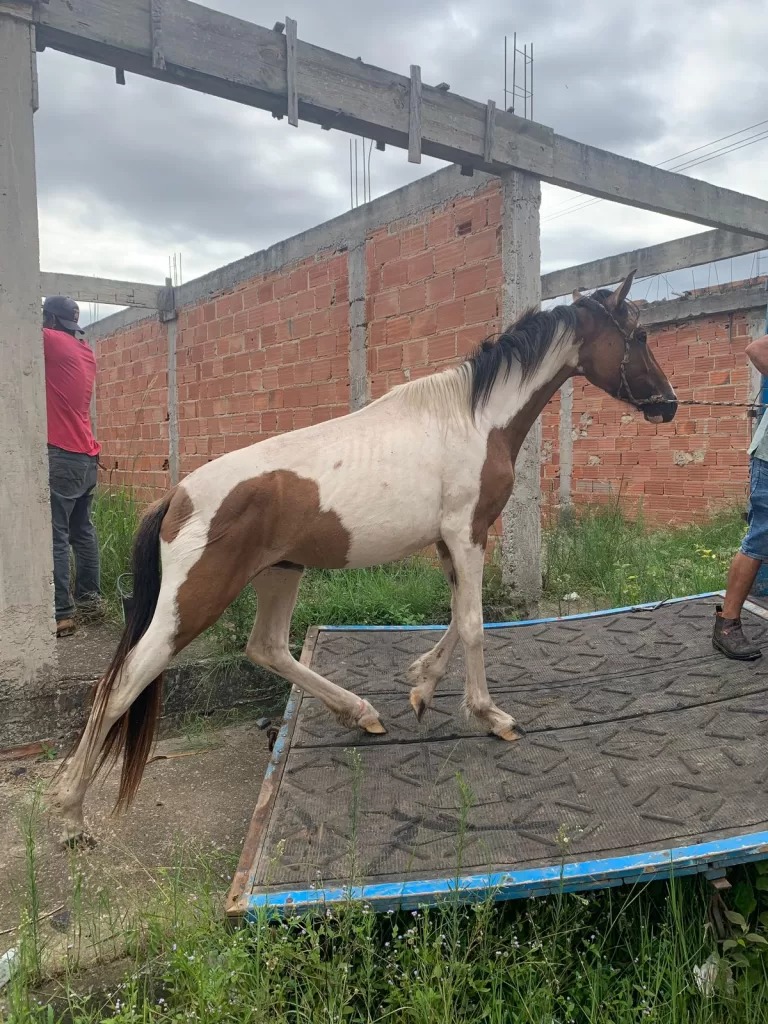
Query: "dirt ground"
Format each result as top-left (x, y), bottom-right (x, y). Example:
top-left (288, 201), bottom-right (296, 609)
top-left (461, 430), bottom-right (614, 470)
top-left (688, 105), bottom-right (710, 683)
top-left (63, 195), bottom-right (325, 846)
top-left (56, 619), bottom-right (212, 680)
top-left (0, 721), bottom-right (271, 963)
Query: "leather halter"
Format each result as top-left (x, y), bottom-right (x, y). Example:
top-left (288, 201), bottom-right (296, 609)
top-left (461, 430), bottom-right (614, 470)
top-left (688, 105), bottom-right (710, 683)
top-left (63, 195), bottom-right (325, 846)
top-left (577, 296), bottom-right (670, 409)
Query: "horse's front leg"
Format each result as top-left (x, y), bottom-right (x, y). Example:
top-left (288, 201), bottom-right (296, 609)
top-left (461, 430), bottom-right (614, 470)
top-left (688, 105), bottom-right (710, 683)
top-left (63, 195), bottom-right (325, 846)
top-left (442, 530), bottom-right (523, 742)
top-left (408, 541), bottom-right (460, 720)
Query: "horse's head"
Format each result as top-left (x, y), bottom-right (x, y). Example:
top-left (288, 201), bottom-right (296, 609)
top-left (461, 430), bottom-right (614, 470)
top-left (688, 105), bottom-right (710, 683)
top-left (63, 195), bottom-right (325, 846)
top-left (571, 271), bottom-right (677, 424)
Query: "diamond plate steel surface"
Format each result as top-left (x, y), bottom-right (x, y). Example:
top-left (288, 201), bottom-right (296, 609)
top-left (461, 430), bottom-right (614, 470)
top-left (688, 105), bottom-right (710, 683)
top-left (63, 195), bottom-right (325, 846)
top-left (244, 598), bottom-right (768, 895)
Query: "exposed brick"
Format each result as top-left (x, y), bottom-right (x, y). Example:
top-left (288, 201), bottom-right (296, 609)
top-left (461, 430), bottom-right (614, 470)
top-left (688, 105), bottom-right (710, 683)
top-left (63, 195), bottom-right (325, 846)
top-left (382, 259), bottom-right (409, 288)
top-left (455, 264), bottom-right (486, 297)
top-left (428, 333), bottom-right (457, 362)
top-left (411, 307), bottom-right (438, 338)
top-left (426, 273), bottom-right (454, 306)
top-left (373, 291), bottom-right (399, 319)
top-left (378, 344), bottom-right (403, 371)
top-left (373, 235), bottom-right (400, 266)
top-left (436, 299), bottom-right (465, 332)
top-left (465, 228), bottom-right (499, 262)
top-left (385, 316), bottom-right (412, 345)
top-left (400, 283), bottom-right (427, 314)
top-left (427, 212), bottom-right (452, 247)
top-left (434, 240), bottom-right (466, 275)
top-left (407, 252), bottom-right (434, 283)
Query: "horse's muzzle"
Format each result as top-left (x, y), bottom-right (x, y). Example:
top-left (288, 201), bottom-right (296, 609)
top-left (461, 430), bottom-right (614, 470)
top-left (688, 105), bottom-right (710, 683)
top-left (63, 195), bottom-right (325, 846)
top-left (643, 399), bottom-right (677, 424)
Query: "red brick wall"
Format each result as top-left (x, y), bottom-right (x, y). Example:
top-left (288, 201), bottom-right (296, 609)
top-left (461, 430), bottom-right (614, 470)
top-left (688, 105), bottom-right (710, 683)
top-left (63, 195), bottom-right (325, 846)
top-left (93, 185), bottom-right (757, 529)
top-left (95, 317), bottom-right (169, 497)
top-left (367, 183), bottom-right (502, 397)
top-left (174, 251), bottom-right (349, 478)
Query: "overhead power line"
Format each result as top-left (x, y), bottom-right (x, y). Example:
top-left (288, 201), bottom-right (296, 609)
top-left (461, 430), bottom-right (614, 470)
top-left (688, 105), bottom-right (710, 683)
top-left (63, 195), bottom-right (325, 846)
top-left (543, 117), bottom-right (768, 224)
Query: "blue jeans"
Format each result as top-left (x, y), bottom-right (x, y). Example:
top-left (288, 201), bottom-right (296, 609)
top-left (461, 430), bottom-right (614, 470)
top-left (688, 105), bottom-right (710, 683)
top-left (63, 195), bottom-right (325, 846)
top-left (741, 456), bottom-right (768, 562)
top-left (48, 446), bottom-right (100, 620)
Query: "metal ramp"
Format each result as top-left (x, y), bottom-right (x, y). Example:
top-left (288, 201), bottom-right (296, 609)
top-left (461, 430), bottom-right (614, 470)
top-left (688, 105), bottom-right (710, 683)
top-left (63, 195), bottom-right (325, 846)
top-left (228, 595), bottom-right (768, 917)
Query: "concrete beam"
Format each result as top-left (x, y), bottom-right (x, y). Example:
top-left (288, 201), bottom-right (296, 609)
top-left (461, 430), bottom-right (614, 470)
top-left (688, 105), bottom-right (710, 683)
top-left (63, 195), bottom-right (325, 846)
top-left (500, 172), bottom-right (542, 610)
top-left (35, 0), bottom-right (768, 235)
top-left (542, 230), bottom-right (768, 300)
top-left (0, 12), bottom-right (57, 695)
top-left (40, 271), bottom-right (163, 308)
top-left (639, 283), bottom-right (768, 327)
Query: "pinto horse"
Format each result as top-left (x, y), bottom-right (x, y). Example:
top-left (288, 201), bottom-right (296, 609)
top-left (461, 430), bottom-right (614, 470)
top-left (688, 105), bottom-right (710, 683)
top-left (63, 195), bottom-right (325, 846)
top-left (49, 270), bottom-right (677, 844)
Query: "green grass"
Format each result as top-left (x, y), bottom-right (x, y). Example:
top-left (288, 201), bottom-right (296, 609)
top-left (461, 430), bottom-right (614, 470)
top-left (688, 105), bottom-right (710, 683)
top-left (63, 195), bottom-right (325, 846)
top-left (92, 487), bottom-right (141, 620)
top-left (543, 502), bottom-right (745, 613)
top-left (5, 808), bottom-right (768, 1023)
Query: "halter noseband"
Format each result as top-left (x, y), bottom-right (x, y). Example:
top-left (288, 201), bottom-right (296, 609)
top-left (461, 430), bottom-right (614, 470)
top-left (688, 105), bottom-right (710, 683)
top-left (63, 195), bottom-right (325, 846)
top-left (577, 296), bottom-right (669, 409)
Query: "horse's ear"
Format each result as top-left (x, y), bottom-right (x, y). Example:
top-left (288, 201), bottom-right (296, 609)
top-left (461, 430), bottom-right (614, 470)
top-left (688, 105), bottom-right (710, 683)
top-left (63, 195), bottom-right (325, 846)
top-left (572, 288), bottom-right (582, 302)
top-left (607, 269), bottom-right (636, 309)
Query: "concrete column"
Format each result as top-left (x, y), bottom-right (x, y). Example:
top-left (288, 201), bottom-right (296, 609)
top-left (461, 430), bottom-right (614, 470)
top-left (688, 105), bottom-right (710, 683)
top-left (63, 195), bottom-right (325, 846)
top-left (558, 377), bottom-right (574, 516)
top-left (162, 279), bottom-right (180, 485)
top-left (348, 244), bottom-right (368, 411)
top-left (167, 318), bottom-right (180, 484)
top-left (499, 171), bottom-right (542, 611)
top-left (0, 11), bottom-right (58, 707)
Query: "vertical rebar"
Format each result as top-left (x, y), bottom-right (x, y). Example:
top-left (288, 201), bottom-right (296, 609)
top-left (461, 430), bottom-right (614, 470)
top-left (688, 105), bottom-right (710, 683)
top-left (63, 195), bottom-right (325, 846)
top-left (530, 43), bottom-right (534, 120)
top-left (504, 34), bottom-right (507, 109)
top-left (511, 31), bottom-right (516, 114)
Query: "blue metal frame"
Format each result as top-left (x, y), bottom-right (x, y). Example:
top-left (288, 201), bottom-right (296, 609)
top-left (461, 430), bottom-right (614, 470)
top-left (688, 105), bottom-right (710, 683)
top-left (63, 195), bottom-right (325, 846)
top-left (244, 830), bottom-right (768, 918)
top-left (238, 591), bottom-right (768, 920)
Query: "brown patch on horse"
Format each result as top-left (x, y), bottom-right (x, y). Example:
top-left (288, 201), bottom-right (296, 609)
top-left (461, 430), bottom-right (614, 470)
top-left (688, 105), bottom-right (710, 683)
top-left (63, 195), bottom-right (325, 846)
top-left (159, 487), bottom-right (194, 543)
top-left (471, 370), bottom-right (573, 547)
top-left (471, 430), bottom-right (516, 547)
top-left (173, 470), bottom-right (350, 650)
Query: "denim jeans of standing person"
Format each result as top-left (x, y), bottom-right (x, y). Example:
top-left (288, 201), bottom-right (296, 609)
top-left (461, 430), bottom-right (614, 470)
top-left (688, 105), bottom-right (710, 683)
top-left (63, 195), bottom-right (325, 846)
top-left (48, 445), bottom-right (101, 624)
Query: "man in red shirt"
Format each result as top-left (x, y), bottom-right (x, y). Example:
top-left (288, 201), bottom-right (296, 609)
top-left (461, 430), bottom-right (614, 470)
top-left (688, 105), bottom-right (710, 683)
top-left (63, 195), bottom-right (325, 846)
top-left (43, 295), bottom-right (103, 637)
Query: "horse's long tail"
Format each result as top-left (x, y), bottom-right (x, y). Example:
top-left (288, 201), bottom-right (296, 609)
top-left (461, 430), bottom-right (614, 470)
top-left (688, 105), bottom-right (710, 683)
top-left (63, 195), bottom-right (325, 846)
top-left (91, 491), bottom-right (174, 810)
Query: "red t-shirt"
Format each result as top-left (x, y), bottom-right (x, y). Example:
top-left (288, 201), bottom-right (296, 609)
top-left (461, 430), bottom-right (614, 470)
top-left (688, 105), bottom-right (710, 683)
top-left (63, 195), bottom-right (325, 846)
top-left (43, 327), bottom-right (101, 456)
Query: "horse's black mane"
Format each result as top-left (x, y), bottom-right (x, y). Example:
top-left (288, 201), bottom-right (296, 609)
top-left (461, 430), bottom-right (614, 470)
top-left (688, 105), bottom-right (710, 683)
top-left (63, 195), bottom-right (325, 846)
top-left (467, 290), bottom-right (635, 414)
top-left (467, 304), bottom-right (580, 414)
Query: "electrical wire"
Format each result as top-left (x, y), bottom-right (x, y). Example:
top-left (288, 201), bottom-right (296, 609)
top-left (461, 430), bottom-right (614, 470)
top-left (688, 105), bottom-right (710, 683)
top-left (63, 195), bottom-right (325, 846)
top-left (543, 120), bottom-right (768, 224)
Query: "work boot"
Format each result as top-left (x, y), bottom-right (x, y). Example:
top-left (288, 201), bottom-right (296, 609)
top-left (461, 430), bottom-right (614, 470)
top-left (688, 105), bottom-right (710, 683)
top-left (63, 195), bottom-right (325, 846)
top-left (56, 618), bottom-right (76, 639)
top-left (712, 605), bottom-right (762, 661)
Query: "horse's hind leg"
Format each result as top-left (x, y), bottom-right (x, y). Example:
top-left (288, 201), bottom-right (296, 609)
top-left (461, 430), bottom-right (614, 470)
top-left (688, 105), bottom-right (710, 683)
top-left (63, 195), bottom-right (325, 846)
top-left (49, 562), bottom-right (244, 845)
top-left (408, 541), bottom-right (460, 720)
top-left (48, 605), bottom-right (177, 845)
top-left (246, 567), bottom-right (386, 734)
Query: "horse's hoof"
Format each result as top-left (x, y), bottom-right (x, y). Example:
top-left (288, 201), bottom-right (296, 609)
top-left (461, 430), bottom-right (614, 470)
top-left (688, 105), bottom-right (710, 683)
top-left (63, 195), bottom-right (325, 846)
top-left (60, 830), bottom-right (96, 852)
top-left (362, 718), bottom-right (387, 736)
top-left (495, 725), bottom-right (525, 743)
top-left (409, 690), bottom-right (427, 721)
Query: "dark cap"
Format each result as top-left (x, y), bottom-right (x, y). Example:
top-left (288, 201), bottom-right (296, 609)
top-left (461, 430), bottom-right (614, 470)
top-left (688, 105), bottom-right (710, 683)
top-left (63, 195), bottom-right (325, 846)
top-left (43, 295), bottom-right (84, 334)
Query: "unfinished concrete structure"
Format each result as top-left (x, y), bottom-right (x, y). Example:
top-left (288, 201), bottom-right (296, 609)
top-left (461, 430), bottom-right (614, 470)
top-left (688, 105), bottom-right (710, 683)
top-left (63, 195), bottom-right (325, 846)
top-left (83, 171), bottom-right (767, 524)
top-left (2, 0), bottom-right (768, 746)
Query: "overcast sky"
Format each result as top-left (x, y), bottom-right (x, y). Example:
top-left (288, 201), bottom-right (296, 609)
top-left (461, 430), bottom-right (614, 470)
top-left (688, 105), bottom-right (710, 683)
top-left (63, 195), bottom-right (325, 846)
top-left (34, 0), bottom-right (768, 323)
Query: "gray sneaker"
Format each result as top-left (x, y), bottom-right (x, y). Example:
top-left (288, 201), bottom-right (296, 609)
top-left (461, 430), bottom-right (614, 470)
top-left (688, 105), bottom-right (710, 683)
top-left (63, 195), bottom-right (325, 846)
top-left (75, 598), bottom-right (107, 625)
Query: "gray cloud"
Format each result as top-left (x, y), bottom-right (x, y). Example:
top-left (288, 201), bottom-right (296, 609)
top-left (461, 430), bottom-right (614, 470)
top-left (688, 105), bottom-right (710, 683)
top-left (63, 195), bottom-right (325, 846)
top-left (34, 0), bottom-right (768, 292)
